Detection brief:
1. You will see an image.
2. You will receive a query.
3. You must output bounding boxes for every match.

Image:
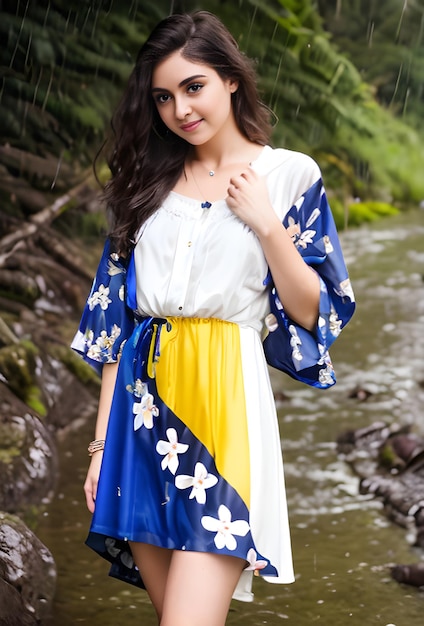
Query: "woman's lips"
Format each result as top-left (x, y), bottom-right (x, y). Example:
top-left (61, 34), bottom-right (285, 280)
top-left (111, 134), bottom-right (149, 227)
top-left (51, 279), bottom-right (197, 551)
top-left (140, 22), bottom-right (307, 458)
top-left (180, 119), bottom-right (203, 132)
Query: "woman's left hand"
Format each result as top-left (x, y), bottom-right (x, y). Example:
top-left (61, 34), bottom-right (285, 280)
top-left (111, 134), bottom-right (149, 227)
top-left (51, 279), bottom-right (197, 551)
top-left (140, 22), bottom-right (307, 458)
top-left (226, 167), bottom-right (278, 236)
top-left (227, 166), bottom-right (320, 330)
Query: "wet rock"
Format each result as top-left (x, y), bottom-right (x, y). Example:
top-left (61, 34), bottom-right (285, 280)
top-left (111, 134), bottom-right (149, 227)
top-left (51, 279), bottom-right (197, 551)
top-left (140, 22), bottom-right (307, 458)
top-left (337, 420), bottom-right (412, 460)
top-left (0, 340), bottom-right (44, 411)
top-left (357, 438), bottom-right (424, 532)
top-left (0, 270), bottom-right (40, 305)
top-left (0, 386), bottom-right (58, 511)
top-left (338, 421), bottom-right (424, 589)
top-left (347, 385), bottom-right (374, 401)
top-left (415, 527), bottom-right (424, 549)
top-left (0, 578), bottom-right (38, 625)
top-left (336, 420), bottom-right (400, 456)
top-left (378, 433), bottom-right (424, 471)
top-left (391, 563), bottom-right (424, 588)
top-left (0, 512), bottom-right (56, 622)
top-left (273, 389), bottom-right (289, 407)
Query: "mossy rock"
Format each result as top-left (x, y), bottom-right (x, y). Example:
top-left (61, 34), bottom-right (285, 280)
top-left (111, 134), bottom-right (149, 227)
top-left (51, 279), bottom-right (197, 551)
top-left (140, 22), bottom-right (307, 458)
top-left (0, 340), bottom-right (47, 415)
top-left (0, 417), bottom-right (25, 463)
top-left (50, 344), bottom-right (100, 394)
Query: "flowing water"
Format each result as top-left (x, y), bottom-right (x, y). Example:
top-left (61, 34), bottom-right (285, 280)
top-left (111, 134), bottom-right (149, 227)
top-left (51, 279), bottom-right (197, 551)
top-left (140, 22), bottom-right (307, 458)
top-left (38, 209), bottom-right (424, 625)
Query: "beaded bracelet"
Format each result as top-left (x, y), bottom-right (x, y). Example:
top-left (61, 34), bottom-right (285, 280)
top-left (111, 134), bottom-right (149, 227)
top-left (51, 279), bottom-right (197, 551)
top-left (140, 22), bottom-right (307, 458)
top-left (88, 439), bottom-right (105, 456)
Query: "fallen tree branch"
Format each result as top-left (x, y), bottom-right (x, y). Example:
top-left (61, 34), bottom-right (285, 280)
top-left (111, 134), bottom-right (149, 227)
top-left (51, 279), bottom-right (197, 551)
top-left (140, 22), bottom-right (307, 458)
top-left (0, 171), bottom-right (98, 266)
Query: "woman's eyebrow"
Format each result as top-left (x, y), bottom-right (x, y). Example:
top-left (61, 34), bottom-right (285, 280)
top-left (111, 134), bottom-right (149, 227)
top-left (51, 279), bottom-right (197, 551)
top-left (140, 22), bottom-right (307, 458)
top-left (151, 74), bottom-right (207, 93)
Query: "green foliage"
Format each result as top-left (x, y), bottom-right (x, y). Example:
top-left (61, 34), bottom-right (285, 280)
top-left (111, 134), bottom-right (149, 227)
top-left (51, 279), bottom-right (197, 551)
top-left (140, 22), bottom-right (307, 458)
top-left (1, 0), bottom-right (423, 221)
top-left (317, 0), bottom-right (424, 124)
top-left (54, 206), bottom-right (108, 239)
top-left (332, 106), bottom-right (424, 202)
top-left (347, 201), bottom-right (399, 226)
top-left (237, 0), bottom-right (424, 206)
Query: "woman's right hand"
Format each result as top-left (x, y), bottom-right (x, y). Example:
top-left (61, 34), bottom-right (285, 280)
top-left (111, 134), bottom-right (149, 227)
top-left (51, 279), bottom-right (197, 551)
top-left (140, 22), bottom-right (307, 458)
top-left (84, 452), bottom-right (103, 513)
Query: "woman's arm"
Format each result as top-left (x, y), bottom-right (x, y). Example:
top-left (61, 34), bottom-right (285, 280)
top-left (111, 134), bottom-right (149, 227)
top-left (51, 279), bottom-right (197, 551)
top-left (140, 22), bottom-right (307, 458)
top-left (226, 167), bottom-right (320, 331)
top-left (255, 218), bottom-right (320, 331)
top-left (84, 362), bottom-right (119, 513)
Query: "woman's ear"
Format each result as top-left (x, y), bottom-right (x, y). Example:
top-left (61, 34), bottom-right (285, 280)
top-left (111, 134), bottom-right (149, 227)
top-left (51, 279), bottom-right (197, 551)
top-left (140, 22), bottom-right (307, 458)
top-left (229, 79), bottom-right (239, 93)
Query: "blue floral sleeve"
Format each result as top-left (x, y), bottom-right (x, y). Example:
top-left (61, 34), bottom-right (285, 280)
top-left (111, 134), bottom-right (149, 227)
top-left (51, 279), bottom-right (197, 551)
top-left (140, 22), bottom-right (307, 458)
top-left (263, 179), bottom-right (355, 389)
top-left (71, 238), bottom-right (136, 375)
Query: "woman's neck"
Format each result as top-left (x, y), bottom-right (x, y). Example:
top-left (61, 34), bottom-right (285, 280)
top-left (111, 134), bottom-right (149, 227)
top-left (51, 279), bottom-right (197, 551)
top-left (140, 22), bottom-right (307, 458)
top-left (191, 135), bottom-right (264, 172)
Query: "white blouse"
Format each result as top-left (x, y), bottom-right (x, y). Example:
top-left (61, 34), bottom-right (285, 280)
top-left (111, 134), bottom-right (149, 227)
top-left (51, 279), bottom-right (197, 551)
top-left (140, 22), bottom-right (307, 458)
top-left (134, 145), bottom-right (321, 333)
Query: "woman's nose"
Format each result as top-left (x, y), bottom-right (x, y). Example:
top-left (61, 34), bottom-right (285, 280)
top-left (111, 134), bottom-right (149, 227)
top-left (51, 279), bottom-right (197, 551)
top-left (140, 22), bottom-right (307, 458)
top-left (174, 96), bottom-right (192, 120)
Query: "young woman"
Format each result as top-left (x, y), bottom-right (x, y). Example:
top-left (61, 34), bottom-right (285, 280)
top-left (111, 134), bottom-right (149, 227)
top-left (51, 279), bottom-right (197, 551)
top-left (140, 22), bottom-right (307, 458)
top-left (72, 10), bottom-right (355, 626)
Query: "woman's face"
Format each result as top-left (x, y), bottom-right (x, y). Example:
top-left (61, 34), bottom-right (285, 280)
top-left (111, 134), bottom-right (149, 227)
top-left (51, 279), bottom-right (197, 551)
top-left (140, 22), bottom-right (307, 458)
top-left (151, 50), bottom-right (238, 146)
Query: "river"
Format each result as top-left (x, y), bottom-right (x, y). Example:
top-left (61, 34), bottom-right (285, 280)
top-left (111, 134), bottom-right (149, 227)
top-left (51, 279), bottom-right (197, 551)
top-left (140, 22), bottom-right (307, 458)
top-left (37, 208), bottom-right (424, 625)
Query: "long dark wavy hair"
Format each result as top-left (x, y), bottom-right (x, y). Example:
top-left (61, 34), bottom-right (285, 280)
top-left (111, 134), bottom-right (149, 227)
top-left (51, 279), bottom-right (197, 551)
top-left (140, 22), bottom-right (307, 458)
top-left (103, 11), bottom-right (272, 255)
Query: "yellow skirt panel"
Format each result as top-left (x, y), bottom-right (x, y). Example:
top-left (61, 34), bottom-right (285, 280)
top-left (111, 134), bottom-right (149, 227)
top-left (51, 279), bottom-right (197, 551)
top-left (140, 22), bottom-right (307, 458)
top-left (154, 317), bottom-right (250, 507)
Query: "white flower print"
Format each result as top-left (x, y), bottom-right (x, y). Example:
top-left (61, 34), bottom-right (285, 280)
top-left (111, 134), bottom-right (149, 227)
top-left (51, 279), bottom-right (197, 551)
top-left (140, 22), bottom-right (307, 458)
top-left (288, 325), bottom-right (302, 361)
top-left (318, 364), bottom-right (334, 386)
top-left (305, 207), bottom-right (321, 228)
top-left (105, 538), bottom-right (134, 570)
top-left (264, 313), bottom-right (278, 333)
top-left (126, 378), bottom-right (147, 398)
top-left (286, 216), bottom-right (316, 250)
top-left (156, 428), bottom-right (189, 474)
top-left (133, 387), bottom-right (159, 430)
top-left (105, 537), bottom-right (120, 558)
top-left (86, 324), bottom-right (121, 362)
top-left (323, 234), bottom-right (334, 254)
top-left (317, 342), bottom-right (327, 365)
top-left (87, 284), bottom-right (112, 311)
top-left (336, 278), bottom-right (355, 302)
top-left (201, 504), bottom-right (250, 551)
top-left (286, 216), bottom-right (301, 241)
top-left (244, 548), bottom-right (268, 572)
top-left (118, 284), bottom-right (125, 301)
top-left (175, 462), bottom-right (218, 504)
top-left (270, 289), bottom-right (283, 311)
top-left (120, 551), bottom-right (134, 569)
top-left (296, 229), bottom-right (316, 249)
top-left (294, 196), bottom-right (305, 211)
top-left (107, 258), bottom-right (124, 275)
top-left (133, 379), bottom-right (145, 397)
top-left (329, 310), bottom-right (342, 336)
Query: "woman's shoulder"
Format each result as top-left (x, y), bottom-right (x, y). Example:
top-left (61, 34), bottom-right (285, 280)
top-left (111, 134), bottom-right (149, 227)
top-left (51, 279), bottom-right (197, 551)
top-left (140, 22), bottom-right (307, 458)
top-left (256, 145), bottom-right (321, 179)
top-left (255, 146), bottom-right (325, 216)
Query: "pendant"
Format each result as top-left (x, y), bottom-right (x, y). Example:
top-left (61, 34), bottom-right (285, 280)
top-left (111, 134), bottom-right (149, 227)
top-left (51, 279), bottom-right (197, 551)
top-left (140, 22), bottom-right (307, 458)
top-left (201, 201), bottom-right (212, 209)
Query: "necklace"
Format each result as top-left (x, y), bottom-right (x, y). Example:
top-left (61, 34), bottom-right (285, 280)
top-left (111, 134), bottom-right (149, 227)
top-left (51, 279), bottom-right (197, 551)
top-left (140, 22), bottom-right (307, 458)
top-left (190, 162), bottom-right (212, 209)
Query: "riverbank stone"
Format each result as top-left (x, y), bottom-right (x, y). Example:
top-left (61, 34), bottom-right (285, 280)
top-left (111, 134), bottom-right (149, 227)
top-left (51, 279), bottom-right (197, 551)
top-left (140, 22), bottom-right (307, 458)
top-left (0, 579), bottom-right (38, 625)
top-left (0, 386), bottom-right (58, 511)
top-left (337, 420), bottom-right (424, 589)
top-left (0, 512), bottom-right (56, 622)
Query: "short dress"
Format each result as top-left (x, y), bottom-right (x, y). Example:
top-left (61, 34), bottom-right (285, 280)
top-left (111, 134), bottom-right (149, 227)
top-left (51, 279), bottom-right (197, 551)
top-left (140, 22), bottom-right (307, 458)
top-left (71, 146), bottom-right (355, 601)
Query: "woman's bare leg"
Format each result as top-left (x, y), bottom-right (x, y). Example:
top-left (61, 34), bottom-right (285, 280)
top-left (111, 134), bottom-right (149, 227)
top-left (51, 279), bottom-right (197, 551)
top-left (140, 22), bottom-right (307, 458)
top-left (161, 550), bottom-right (246, 626)
top-left (128, 542), bottom-right (172, 622)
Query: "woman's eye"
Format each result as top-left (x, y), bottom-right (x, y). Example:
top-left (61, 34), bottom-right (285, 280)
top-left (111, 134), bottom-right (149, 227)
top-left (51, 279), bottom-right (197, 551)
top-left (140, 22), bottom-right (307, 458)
top-left (156, 94), bottom-right (171, 104)
top-left (187, 83), bottom-right (203, 94)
